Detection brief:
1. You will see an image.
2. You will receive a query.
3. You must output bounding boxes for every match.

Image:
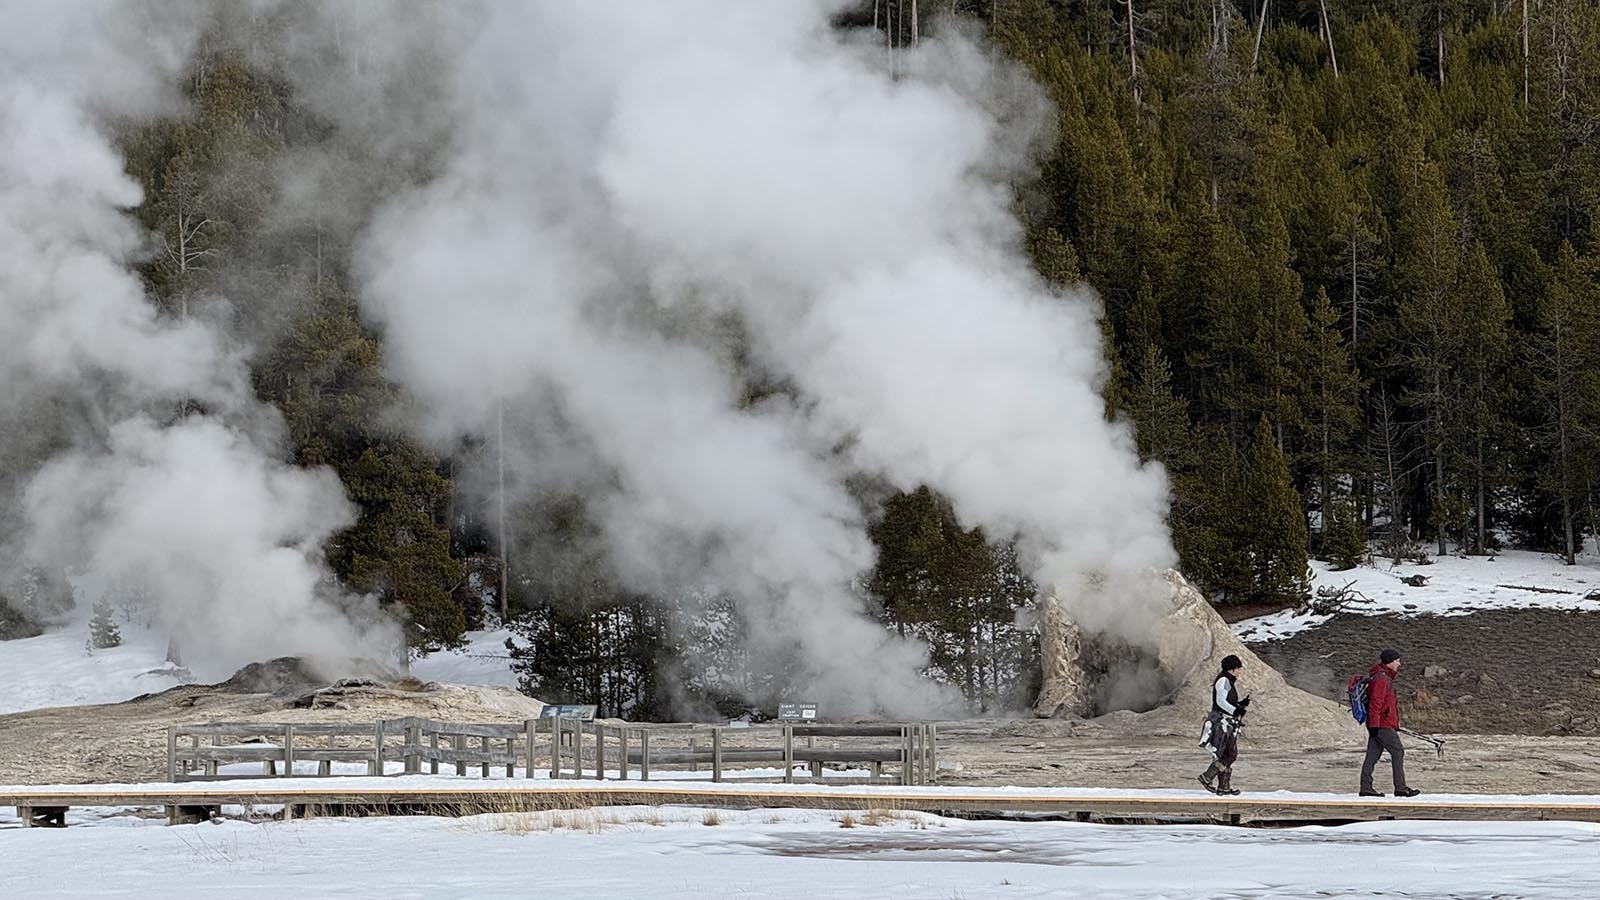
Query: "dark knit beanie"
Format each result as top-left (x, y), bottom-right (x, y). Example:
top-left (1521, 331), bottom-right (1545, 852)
top-left (1379, 648), bottom-right (1402, 664)
top-left (1220, 654), bottom-right (1243, 672)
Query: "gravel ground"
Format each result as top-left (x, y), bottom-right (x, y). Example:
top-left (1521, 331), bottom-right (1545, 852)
top-left (1249, 608), bottom-right (1600, 736)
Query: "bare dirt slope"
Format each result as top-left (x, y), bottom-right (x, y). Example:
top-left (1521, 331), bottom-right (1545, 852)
top-left (1249, 608), bottom-right (1600, 736)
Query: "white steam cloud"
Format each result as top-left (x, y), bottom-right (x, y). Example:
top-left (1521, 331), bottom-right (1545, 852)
top-left (3, 1), bottom-right (1176, 709)
top-left (0, 1), bottom-right (394, 680)
top-left (274, 1), bottom-right (1176, 713)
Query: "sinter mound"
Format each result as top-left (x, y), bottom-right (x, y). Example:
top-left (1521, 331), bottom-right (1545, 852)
top-left (0, 658), bottom-right (545, 785)
top-left (1033, 570), bottom-right (1353, 747)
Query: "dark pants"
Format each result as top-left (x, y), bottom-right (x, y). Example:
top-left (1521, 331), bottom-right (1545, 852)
top-left (1214, 732), bottom-right (1238, 771)
top-left (1360, 727), bottom-right (1407, 792)
top-left (1202, 713), bottom-right (1239, 778)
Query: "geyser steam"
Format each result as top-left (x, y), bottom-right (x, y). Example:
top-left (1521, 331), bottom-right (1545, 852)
top-left (0, 1), bottom-right (395, 679)
top-left (272, 1), bottom-right (1176, 713)
top-left (4, 1), bottom-right (1176, 710)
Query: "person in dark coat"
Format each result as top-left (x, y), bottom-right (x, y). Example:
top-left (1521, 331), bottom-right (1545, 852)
top-left (1199, 654), bottom-right (1250, 795)
top-left (1360, 648), bottom-right (1420, 797)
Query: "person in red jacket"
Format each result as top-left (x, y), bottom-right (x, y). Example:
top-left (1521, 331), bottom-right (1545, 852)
top-left (1360, 648), bottom-right (1420, 797)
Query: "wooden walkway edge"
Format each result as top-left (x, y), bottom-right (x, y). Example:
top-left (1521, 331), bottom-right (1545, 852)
top-left (10, 783), bottom-right (1600, 827)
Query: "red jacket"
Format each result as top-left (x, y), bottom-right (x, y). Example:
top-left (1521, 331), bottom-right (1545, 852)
top-left (1366, 663), bottom-right (1400, 729)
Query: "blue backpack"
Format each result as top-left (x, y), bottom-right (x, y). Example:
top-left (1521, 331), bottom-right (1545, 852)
top-left (1346, 675), bottom-right (1372, 724)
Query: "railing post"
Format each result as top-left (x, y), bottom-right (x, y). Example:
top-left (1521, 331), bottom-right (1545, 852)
top-left (619, 727), bottom-right (629, 781)
top-left (783, 725), bottom-right (794, 784)
top-left (899, 725), bottom-right (911, 786)
top-left (372, 721), bottom-right (386, 776)
top-left (711, 727), bottom-right (723, 783)
top-left (926, 724), bottom-right (937, 784)
top-left (524, 719), bottom-right (537, 779)
top-left (573, 719), bottom-right (586, 779)
top-left (283, 724), bottom-right (296, 778)
top-left (454, 733), bottom-right (467, 777)
top-left (404, 720), bottom-right (421, 775)
top-left (167, 726), bottom-right (178, 783)
top-left (551, 718), bottom-right (563, 778)
top-left (595, 724), bottom-right (606, 781)
top-left (630, 723), bottom-right (643, 781)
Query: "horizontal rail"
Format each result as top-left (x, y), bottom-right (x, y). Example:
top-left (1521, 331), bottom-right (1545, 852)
top-left (163, 718), bottom-right (938, 786)
top-left (12, 784), bottom-right (1600, 827)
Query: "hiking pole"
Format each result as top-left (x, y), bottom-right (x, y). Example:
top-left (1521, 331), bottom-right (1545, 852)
top-left (1398, 726), bottom-right (1445, 758)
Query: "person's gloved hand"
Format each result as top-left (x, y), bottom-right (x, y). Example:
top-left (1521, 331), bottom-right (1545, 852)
top-left (1236, 696), bottom-right (1252, 711)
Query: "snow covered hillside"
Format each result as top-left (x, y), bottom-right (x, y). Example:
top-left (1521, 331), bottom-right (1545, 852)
top-left (2, 804), bottom-right (1597, 899)
top-left (0, 627), bottom-right (184, 716)
top-left (1237, 548), bottom-right (1600, 641)
top-left (0, 627), bottom-right (519, 716)
top-left (409, 629), bottom-right (520, 687)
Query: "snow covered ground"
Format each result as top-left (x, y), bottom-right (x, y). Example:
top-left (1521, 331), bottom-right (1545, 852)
top-left (1236, 549), bottom-right (1600, 641)
top-left (409, 628), bottom-right (519, 687)
top-left (0, 626), bottom-right (184, 716)
top-left (2, 803), bottom-right (1597, 899)
top-left (0, 626), bottom-right (519, 717)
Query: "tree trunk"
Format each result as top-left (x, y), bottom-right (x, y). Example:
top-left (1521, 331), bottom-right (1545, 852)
top-left (1475, 438), bottom-right (1487, 554)
top-left (1251, 0), bottom-right (1269, 70)
top-left (1125, 0), bottom-right (1140, 104)
top-left (1435, 447), bottom-right (1447, 557)
top-left (1349, 209), bottom-right (1361, 347)
top-left (1563, 493), bottom-right (1576, 565)
top-left (1319, 0), bottom-right (1339, 77)
top-left (1437, 8), bottom-right (1446, 89)
top-left (1558, 393), bottom-right (1577, 565)
top-left (1523, 0), bottom-right (1530, 107)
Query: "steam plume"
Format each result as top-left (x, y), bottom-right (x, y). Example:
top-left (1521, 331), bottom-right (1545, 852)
top-left (0, 1), bottom-right (394, 680)
top-left (270, 1), bottom-right (1175, 711)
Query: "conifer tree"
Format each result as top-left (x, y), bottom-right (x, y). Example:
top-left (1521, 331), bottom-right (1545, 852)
top-left (1236, 416), bottom-right (1312, 605)
top-left (1305, 286), bottom-right (1362, 550)
top-left (88, 601), bottom-right (122, 650)
top-left (1394, 153), bottom-right (1464, 555)
top-left (1452, 241), bottom-right (1512, 553)
top-left (1324, 494), bottom-right (1370, 571)
top-left (1530, 243), bottom-right (1600, 563)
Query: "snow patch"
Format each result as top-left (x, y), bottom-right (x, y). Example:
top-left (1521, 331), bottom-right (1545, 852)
top-left (1235, 549), bottom-right (1600, 642)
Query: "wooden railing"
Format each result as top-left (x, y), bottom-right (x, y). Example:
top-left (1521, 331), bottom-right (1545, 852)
top-left (166, 719), bottom-right (938, 785)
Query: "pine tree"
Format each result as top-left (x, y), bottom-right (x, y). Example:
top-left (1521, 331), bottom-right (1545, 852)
top-left (1324, 494), bottom-right (1370, 571)
top-left (1530, 243), bottom-right (1600, 563)
top-left (1305, 286), bottom-right (1362, 552)
top-left (1451, 241), bottom-right (1512, 553)
top-left (88, 601), bottom-right (122, 650)
top-left (259, 288), bottom-right (467, 647)
top-left (1236, 416), bottom-right (1312, 605)
top-left (1393, 152), bottom-right (1464, 555)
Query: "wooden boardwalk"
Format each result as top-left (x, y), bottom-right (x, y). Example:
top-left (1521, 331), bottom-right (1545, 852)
top-left (10, 782), bottom-right (1600, 827)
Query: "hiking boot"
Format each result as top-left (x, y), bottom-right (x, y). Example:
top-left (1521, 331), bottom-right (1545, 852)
top-left (1395, 787), bottom-right (1421, 797)
top-left (1198, 773), bottom-right (1220, 794)
top-left (1216, 773), bottom-right (1241, 796)
top-left (1359, 789), bottom-right (1385, 797)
